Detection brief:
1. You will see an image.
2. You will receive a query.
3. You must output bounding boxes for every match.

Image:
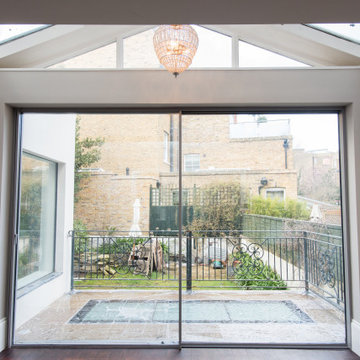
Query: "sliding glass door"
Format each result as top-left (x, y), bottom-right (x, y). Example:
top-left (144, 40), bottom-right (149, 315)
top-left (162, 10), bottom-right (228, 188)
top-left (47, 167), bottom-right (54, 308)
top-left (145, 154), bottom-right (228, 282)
top-left (12, 110), bottom-right (347, 347)
top-left (181, 112), bottom-right (346, 345)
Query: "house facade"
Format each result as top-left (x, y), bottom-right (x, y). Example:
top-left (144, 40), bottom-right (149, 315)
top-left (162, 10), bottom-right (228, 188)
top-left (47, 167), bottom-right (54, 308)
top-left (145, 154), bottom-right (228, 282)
top-left (74, 113), bottom-right (297, 231)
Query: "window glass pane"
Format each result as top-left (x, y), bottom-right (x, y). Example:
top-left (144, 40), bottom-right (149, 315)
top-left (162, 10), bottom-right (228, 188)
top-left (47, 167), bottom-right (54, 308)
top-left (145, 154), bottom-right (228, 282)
top-left (123, 28), bottom-right (161, 68)
top-left (49, 43), bottom-right (116, 69)
top-left (190, 25), bottom-right (232, 68)
top-left (309, 23), bottom-right (360, 44)
top-left (15, 113), bottom-right (180, 346)
top-left (184, 153), bottom-right (200, 172)
top-left (182, 112), bottom-right (345, 344)
top-left (238, 40), bottom-right (308, 67)
top-left (124, 25), bottom-right (232, 69)
top-left (266, 188), bottom-right (285, 200)
top-left (18, 153), bottom-right (57, 288)
top-left (0, 25), bottom-right (49, 45)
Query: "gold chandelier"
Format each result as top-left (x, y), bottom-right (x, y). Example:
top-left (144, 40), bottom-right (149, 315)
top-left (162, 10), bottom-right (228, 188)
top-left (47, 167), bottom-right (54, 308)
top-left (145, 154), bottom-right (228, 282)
top-left (153, 25), bottom-right (199, 77)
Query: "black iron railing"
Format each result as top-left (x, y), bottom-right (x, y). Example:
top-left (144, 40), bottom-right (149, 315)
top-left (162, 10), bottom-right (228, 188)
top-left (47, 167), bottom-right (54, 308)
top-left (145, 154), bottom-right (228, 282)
top-left (70, 229), bottom-right (344, 309)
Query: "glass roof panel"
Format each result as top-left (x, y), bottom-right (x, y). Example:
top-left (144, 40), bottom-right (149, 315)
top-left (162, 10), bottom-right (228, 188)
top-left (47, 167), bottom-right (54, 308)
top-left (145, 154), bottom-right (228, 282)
top-left (190, 25), bottom-right (232, 68)
top-left (123, 25), bottom-right (232, 69)
top-left (309, 23), bottom-right (360, 44)
top-left (123, 28), bottom-right (160, 69)
top-left (0, 25), bottom-right (49, 45)
top-left (49, 42), bottom-right (116, 69)
top-left (238, 40), bottom-right (308, 68)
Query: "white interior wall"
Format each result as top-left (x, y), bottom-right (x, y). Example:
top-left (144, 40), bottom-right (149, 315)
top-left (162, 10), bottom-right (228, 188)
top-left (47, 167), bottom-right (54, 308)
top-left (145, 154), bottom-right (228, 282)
top-left (0, 68), bottom-right (359, 351)
top-left (15, 113), bottom-right (75, 329)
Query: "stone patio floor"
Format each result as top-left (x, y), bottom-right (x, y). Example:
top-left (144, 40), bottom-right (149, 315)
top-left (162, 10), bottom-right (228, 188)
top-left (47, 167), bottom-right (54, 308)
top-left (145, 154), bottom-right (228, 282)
top-left (15, 289), bottom-right (345, 345)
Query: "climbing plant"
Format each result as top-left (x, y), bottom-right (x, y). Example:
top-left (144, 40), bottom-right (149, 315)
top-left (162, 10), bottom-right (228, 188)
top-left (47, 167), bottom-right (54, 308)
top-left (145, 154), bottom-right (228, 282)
top-left (74, 115), bottom-right (105, 202)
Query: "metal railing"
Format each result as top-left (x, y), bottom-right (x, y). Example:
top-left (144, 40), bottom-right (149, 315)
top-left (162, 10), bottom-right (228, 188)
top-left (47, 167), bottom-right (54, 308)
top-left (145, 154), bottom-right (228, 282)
top-left (70, 229), bottom-right (344, 309)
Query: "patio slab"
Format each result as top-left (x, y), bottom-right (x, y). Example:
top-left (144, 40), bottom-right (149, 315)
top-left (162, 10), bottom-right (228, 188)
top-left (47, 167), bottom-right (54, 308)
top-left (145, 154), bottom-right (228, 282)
top-left (15, 289), bottom-right (345, 345)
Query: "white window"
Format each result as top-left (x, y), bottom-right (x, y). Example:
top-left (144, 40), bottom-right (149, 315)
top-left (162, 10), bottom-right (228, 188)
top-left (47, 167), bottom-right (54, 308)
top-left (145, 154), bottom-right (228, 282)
top-left (190, 25), bottom-right (232, 68)
top-left (123, 26), bottom-right (232, 69)
top-left (238, 40), bottom-right (308, 68)
top-left (184, 154), bottom-right (200, 172)
top-left (18, 153), bottom-right (57, 289)
top-left (163, 131), bottom-right (169, 163)
top-left (266, 188), bottom-right (285, 200)
top-left (123, 28), bottom-right (160, 69)
top-left (49, 42), bottom-right (116, 69)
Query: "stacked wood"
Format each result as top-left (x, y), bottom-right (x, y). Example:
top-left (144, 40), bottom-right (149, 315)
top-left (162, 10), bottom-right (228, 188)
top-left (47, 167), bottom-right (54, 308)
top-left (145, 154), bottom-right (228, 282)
top-left (128, 241), bottom-right (163, 276)
top-left (74, 241), bottom-right (163, 278)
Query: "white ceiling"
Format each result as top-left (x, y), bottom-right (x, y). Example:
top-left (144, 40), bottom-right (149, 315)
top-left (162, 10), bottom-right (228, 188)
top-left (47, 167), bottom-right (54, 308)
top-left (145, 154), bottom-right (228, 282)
top-left (1, 0), bottom-right (360, 24)
top-left (1, 24), bottom-right (360, 68)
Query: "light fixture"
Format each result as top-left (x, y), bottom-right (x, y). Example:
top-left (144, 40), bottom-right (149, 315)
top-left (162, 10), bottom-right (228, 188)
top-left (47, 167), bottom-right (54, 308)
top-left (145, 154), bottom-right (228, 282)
top-left (153, 25), bottom-right (199, 77)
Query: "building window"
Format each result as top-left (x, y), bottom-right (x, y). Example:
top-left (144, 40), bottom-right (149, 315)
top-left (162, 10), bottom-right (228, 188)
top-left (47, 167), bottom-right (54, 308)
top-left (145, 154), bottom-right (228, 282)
top-left (17, 153), bottom-right (57, 289)
top-left (184, 154), bottom-right (200, 172)
top-left (163, 131), bottom-right (169, 163)
top-left (266, 188), bottom-right (285, 200)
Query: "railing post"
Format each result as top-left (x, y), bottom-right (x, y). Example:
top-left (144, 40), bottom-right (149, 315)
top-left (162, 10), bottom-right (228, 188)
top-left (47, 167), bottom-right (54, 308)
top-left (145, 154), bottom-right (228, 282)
top-left (303, 231), bottom-right (309, 292)
top-left (70, 230), bottom-right (75, 291)
top-left (186, 231), bottom-right (192, 291)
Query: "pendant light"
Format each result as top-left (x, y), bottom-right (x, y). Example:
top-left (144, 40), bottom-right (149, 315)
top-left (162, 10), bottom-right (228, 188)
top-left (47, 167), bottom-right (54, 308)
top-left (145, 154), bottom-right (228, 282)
top-left (153, 25), bottom-right (199, 77)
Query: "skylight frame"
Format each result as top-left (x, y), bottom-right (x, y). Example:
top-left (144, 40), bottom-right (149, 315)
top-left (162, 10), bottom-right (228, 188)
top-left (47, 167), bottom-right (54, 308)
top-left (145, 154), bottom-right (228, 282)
top-left (0, 24), bottom-right (51, 46)
top-left (307, 23), bottom-right (360, 45)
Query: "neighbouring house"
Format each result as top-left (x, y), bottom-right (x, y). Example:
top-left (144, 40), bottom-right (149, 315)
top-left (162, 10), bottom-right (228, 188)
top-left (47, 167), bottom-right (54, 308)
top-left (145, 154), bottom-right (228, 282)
top-left (74, 113), bottom-right (297, 232)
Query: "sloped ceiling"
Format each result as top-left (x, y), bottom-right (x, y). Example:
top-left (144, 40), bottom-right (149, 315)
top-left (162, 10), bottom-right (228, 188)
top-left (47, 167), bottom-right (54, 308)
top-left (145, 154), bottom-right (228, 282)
top-left (1, 24), bottom-right (360, 68)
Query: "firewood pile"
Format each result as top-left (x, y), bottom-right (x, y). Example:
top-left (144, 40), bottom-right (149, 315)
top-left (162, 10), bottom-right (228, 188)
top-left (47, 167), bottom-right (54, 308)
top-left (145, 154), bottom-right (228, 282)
top-left (73, 241), bottom-right (163, 277)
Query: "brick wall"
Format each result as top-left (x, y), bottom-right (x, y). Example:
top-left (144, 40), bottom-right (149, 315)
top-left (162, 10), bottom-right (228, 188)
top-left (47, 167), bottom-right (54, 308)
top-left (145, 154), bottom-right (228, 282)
top-left (74, 114), bottom-right (297, 232)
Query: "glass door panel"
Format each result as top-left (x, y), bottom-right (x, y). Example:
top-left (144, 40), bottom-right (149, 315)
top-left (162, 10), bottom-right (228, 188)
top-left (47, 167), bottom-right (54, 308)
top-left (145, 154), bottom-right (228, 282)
top-left (14, 113), bottom-right (180, 346)
top-left (12, 110), bottom-right (347, 346)
top-left (181, 112), bottom-right (346, 345)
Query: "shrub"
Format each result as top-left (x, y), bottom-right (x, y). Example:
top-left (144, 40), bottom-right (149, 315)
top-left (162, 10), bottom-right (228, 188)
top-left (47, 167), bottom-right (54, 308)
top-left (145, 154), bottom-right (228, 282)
top-left (188, 182), bottom-right (248, 235)
top-left (73, 219), bottom-right (89, 254)
top-left (249, 196), bottom-right (310, 220)
top-left (232, 252), bottom-right (287, 289)
top-left (98, 237), bottom-right (147, 255)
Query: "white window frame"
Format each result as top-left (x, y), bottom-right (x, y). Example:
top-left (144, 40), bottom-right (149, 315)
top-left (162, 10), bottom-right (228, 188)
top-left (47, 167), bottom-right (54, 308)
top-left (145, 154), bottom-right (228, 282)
top-left (17, 152), bottom-right (58, 290)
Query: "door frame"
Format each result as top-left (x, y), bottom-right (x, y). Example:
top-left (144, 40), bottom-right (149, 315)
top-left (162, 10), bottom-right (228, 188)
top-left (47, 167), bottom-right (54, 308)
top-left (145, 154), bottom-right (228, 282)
top-left (7, 106), bottom-right (351, 349)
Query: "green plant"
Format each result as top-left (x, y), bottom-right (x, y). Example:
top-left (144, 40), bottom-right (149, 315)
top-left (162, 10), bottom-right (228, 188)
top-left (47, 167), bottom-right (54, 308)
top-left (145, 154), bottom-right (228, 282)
top-left (98, 237), bottom-right (147, 255)
top-left (160, 242), bottom-right (169, 255)
top-left (74, 115), bottom-right (105, 202)
top-left (232, 251), bottom-right (287, 290)
top-left (249, 196), bottom-right (310, 220)
top-left (105, 226), bottom-right (118, 236)
top-left (188, 182), bottom-right (248, 235)
top-left (73, 219), bottom-right (89, 254)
